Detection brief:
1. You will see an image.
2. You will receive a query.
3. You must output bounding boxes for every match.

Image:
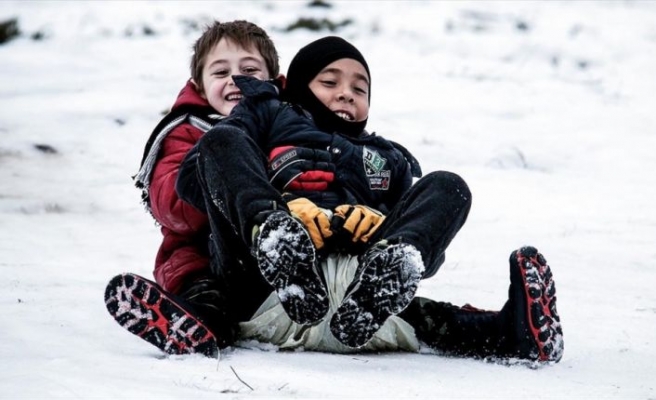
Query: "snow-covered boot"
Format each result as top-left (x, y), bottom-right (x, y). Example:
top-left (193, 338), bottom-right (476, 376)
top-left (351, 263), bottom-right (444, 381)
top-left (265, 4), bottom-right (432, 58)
top-left (254, 211), bottom-right (329, 325)
top-left (330, 240), bottom-right (425, 348)
top-left (508, 246), bottom-right (564, 362)
top-left (104, 273), bottom-right (219, 356)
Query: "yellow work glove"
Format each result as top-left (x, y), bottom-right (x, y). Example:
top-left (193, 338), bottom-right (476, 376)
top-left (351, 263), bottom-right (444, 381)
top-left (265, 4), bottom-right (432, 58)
top-left (287, 197), bottom-right (333, 250)
top-left (332, 205), bottom-right (385, 244)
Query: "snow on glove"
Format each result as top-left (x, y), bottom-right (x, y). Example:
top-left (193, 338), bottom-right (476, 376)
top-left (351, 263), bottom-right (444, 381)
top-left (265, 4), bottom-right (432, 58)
top-left (287, 197), bottom-right (333, 250)
top-left (332, 205), bottom-right (385, 244)
top-left (268, 146), bottom-right (335, 191)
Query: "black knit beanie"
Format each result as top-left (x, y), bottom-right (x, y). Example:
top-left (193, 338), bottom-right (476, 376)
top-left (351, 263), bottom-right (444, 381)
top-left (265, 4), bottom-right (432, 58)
top-left (284, 36), bottom-right (370, 136)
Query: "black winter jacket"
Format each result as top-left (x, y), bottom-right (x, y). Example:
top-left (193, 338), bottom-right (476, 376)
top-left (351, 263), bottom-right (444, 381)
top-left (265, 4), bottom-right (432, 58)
top-left (178, 75), bottom-right (422, 214)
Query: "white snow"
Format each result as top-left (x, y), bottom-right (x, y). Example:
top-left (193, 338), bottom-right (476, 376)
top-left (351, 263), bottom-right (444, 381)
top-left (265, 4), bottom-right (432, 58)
top-left (1, 0), bottom-right (655, 398)
top-left (397, 242), bottom-right (425, 278)
top-left (278, 284), bottom-right (305, 302)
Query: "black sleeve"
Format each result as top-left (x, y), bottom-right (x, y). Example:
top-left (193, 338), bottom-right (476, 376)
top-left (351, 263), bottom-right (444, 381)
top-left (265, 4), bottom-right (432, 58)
top-left (176, 142), bottom-right (206, 212)
top-left (389, 140), bottom-right (422, 178)
top-left (217, 76), bottom-right (281, 149)
top-left (175, 76), bottom-right (281, 212)
top-left (384, 156), bottom-right (414, 212)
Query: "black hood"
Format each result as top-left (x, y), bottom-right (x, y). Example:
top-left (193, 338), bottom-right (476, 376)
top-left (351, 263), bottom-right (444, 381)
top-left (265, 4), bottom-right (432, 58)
top-left (283, 36), bottom-right (370, 136)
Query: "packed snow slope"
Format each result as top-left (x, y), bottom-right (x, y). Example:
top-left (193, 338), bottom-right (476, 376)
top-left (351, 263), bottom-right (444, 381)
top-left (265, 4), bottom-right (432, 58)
top-left (1, 1), bottom-right (655, 398)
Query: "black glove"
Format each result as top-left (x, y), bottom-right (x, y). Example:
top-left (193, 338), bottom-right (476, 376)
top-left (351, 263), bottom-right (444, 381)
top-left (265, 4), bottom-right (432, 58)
top-left (268, 146), bottom-right (335, 191)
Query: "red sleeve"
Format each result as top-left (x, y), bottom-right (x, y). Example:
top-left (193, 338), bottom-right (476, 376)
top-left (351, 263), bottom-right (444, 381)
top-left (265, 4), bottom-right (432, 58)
top-left (149, 123), bottom-right (208, 234)
top-left (154, 233), bottom-right (210, 293)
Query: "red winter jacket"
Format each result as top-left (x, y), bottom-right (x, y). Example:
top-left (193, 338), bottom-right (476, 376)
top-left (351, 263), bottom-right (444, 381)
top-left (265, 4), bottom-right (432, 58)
top-left (136, 80), bottom-right (221, 293)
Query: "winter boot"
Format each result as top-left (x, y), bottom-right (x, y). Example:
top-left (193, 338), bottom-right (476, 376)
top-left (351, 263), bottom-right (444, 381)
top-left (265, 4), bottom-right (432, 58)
top-left (399, 297), bottom-right (508, 358)
top-left (104, 273), bottom-right (219, 356)
top-left (254, 211), bottom-right (329, 325)
top-left (176, 275), bottom-right (237, 348)
top-left (508, 246), bottom-right (564, 362)
top-left (330, 240), bottom-right (425, 348)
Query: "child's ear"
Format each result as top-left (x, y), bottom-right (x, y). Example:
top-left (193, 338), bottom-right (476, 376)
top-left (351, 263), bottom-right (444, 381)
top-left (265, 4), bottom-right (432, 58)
top-left (275, 74), bottom-right (287, 90)
top-left (190, 79), bottom-right (207, 99)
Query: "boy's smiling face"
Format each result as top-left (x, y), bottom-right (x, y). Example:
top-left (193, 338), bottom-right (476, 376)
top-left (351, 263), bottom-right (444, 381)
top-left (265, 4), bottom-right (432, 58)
top-left (199, 38), bottom-right (270, 115)
top-left (308, 58), bottom-right (370, 123)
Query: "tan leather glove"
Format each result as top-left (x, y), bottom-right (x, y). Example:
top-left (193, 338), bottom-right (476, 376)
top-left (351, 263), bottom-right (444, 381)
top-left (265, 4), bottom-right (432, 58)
top-left (333, 205), bottom-right (385, 244)
top-left (287, 197), bottom-right (333, 249)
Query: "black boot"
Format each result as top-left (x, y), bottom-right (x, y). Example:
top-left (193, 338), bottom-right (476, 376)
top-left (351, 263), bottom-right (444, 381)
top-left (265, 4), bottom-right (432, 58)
top-left (399, 297), bottom-right (510, 359)
top-left (331, 240), bottom-right (424, 348)
top-left (505, 246), bottom-right (564, 362)
top-left (177, 275), bottom-right (238, 349)
top-left (105, 273), bottom-right (223, 356)
top-left (253, 211), bottom-right (329, 325)
top-left (399, 247), bottom-right (564, 363)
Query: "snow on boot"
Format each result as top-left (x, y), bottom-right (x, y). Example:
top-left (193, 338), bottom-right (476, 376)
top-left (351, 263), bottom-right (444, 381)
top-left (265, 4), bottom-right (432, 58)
top-left (330, 240), bottom-right (425, 348)
top-left (509, 246), bottom-right (564, 362)
top-left (254, 211), bottom-right (329, 325)
top-left (104, 273), bottom-right (218, 357)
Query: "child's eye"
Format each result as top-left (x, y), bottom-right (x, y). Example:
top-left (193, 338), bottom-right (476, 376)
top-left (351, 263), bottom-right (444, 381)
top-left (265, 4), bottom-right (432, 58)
top-left (354, 86), bottom-right (367, 95)
top-left (320, 80), bottom-right (336, 87)
top-left (211, 69), bottom-right (229, 77)
top-left (242, 66), bottom-right (260, 75)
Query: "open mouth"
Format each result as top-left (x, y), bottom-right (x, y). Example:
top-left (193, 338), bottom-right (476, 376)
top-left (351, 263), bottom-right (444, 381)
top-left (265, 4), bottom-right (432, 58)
top-left (225, 93), bottom-right (243, 101)
top-left (334, 111), bottom-right (354, 121)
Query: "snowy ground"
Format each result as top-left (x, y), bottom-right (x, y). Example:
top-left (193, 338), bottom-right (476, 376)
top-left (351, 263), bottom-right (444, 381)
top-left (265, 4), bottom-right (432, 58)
top-left (1, 1), bottom-right (655, 398)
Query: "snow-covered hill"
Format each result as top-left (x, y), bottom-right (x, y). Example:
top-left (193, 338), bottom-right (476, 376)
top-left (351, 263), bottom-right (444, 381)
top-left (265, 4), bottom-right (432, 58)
top-left (1, 1), bottom-right (655, 398)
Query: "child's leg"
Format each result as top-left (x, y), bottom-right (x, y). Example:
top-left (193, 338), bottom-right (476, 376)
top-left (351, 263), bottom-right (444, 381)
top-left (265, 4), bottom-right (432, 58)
top-left (400, 297), bottom-right (510, 358)
top-left (194, 125), bottom-right (287, 241)
top-left (398, 246), bottom-right (564, 363)
top-left (370, 170), bottom-right (472, 278)
top-left (330, 171), bottom-right (471, 348)
top-left (196, 126), bottom-right (328, 324)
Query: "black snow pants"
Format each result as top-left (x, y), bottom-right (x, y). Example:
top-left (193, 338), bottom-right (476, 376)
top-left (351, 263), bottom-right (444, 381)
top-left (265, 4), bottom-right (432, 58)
top-left (188, 125), bottom-right (473, 331)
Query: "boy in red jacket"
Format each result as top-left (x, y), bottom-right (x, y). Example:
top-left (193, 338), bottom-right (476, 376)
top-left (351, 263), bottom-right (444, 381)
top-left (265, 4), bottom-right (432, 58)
top-left (108, 20), bottom-right (281, 352)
